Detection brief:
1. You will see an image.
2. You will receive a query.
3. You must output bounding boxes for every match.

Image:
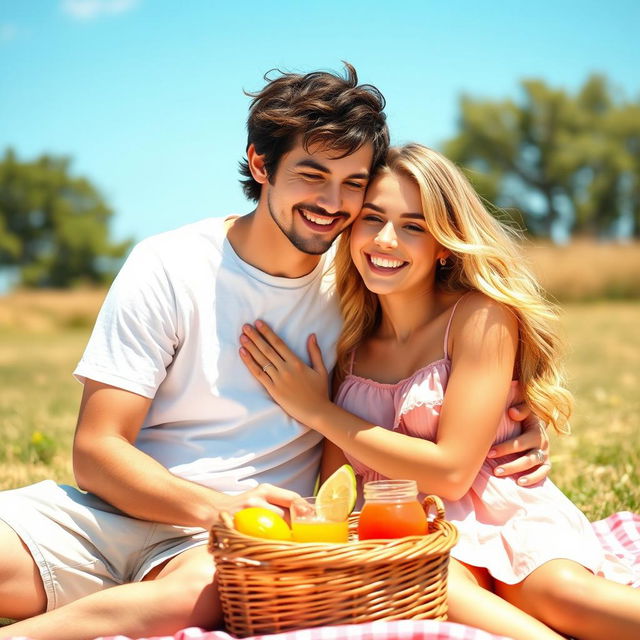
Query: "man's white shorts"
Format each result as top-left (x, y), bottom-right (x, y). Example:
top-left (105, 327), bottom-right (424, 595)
top-left (0, 480), bottom-right (209, 610)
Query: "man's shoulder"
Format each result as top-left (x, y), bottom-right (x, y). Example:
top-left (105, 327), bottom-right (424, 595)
top-left (116, 217), bottom-right (231, 288)
top-left (128, 217), bottom-right (232, 268)
top-left (142, 217), bottom-right (227, 249)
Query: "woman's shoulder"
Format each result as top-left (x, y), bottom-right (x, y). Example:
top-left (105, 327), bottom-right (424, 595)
top-left (455, 291), bottom-right (516, 323)
top-left (450, 291), bottom-right (519, 349)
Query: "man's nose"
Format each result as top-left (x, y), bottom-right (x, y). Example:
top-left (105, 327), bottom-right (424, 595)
top-left (317, 183), bottom-right (341, 214)
top-left (375, 221), bottom-right (398, 249)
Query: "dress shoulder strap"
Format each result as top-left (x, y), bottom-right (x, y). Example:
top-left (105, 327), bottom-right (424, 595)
top-left (347, 350), bottom-right (356, 374)
top-left (443, 293), bottom-right (471, 360)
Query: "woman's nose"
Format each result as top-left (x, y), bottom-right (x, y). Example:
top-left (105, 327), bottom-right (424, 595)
top-left (375, 221), bottom-right (398, 249)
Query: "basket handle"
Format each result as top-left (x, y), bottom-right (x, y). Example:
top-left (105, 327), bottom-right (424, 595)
top-left (219, 511), bottom-right (235, 529)
top-left (422, 494), bottom-right (446, 523)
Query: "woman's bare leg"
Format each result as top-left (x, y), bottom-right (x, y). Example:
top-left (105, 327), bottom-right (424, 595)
top-left (446, 559), bottom-right (563, 640)
top-left (496, 559), bottom-right (640, 640)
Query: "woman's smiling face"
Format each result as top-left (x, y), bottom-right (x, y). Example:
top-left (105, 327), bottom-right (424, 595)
top-left (349, 169), bottom-right (448, 298)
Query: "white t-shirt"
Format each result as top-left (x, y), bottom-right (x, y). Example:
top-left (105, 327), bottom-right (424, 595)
top-left (74, 218), bottom-right (342, 497)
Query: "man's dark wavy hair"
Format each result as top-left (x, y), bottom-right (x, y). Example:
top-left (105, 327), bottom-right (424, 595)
top-left (239, 62), bottom-right (389, 202)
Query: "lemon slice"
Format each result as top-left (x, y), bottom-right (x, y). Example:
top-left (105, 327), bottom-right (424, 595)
top-left (315, 464), bottom-right (357, 521)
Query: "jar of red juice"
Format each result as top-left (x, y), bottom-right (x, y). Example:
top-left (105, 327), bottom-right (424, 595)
top-left (358, 479), bottom-right (427, 540)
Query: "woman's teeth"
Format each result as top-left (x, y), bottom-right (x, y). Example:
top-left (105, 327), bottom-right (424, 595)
top-left (370, 255), bottom-right (404, 269)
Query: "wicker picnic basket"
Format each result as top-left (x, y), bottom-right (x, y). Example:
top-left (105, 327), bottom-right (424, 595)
top-left (208, 494), bottom-right (458, 637)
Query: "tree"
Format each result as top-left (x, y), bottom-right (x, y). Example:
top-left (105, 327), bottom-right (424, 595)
top-left (0, 149), bottom-right (131, 288)
top-left (444, 75), bottom-right (640, 238)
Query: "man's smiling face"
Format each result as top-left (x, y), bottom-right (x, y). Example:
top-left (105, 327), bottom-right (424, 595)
top-left (264, 141), bottom-right (374, 255)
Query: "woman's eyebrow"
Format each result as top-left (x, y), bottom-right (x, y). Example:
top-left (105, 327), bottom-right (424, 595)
top-left (362, 202), bottom-right (384, 212)
top-left (361, 204), bottom-right (423, 220)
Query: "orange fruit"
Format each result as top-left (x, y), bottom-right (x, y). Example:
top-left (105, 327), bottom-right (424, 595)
top-left (233, 507), bottom-right (292, 541)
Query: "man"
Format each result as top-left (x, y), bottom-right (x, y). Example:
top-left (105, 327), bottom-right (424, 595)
top-left (0, 64), bottom-right (548, 639)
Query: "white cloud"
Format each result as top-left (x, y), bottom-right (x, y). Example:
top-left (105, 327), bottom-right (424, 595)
top-left (61, 0), bottom-right (142, 21)
top-left (0, 23), bottom-right (19, 43)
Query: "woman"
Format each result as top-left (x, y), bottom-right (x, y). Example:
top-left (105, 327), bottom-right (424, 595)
top-left (239, 144), bottom-right (638, 639)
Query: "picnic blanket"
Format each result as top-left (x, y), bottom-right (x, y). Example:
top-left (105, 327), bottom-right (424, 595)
top-left (8, 512), bottom-right (640, 640)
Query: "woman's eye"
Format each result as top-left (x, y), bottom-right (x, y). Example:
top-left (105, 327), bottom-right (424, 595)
top-left (405, 224), bottom-right (424, 232)
top-left (362, 214), bottom-right (383, 223)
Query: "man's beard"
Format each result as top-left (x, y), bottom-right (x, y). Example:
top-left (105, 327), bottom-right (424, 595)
top-left (268, 196), bottom-right (346, 256)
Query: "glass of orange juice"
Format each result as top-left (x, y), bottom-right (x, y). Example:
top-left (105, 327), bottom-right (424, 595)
top-left (290, 496), bottom-right (349, 543)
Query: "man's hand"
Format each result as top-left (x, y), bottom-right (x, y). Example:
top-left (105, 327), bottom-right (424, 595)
top-left (487, 403), bottom-right (551, 486)
top-left (213, 483), bottom-right (303, 522)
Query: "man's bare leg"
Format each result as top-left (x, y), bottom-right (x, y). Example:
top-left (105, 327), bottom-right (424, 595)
top-left (0, 521), bottom-right (47, 620)
top-left (1, 545), bottom-right (220, 640)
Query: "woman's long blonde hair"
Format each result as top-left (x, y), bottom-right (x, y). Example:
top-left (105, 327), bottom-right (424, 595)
top-left (334, 143), bottom-right (573, 434)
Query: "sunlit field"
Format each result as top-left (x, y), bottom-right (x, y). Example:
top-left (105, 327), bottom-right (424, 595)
top-left (525, 240), bottom-right (640, 302)
top-left (1, 294), bottom-right (638, 520)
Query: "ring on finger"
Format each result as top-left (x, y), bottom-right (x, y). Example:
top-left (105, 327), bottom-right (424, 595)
top-left (262, 363), bottom-right (275, 373)
top-left (532, 448), bottom-right (546, 465)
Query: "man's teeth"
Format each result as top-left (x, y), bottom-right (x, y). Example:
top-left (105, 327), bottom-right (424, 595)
top-left (301, 210), bottom-right (333, 226)
top-left (370, 256), bottom-right (405, 269)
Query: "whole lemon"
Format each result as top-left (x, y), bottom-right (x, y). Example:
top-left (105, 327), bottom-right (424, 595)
top-left (233, 507), bottom-right (292, 541)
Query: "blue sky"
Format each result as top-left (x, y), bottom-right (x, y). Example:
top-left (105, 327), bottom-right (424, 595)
top-left (1, 0), bottom-right (639, 246)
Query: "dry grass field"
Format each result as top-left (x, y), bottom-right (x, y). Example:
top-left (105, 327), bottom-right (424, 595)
top-left (525, 239), bottom-right (640, 302)
top-left (553, 302), bottom-right (639, 517)
top-left (0, 242), bottom-right (639, 520)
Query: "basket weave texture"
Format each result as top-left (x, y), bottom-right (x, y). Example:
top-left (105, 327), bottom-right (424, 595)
top-left (208, 494), bottom-right (458, 637)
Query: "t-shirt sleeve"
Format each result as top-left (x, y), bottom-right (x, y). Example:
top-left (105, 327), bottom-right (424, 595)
top-left (73, 238), bottom-right (180, 398)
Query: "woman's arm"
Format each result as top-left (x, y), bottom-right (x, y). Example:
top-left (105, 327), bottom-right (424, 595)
top-left (239, 299), bottom-right (536, 499)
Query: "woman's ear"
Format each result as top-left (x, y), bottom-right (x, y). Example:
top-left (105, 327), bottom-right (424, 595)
top-left (247, 144), bottom-right (269, 184)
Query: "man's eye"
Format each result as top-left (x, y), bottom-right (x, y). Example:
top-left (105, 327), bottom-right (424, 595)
top-left (301, 173), bottom-right (322, 180)
top-left (346, 181), bottom-right (366, 189)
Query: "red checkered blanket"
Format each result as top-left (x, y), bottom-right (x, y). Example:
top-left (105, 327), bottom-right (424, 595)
top-left (10, 512), bottom-right (640, 640)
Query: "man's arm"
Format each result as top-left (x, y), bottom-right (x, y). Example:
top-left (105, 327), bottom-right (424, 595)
top-left (73, 380), bottom-right (300, 529)
top-left (489, 405), bottom-right (551, 485)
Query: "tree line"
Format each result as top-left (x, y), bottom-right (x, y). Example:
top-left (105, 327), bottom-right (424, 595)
top-left (0, 150), bottom-right (130, 288)
top-left (1, 74), bottom-right (639, 288)
top-left (444, 74), bottom-right (640, 239)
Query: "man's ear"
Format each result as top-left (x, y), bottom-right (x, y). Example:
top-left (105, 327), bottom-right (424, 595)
top-left (247, 144), bottom-right (269, 185)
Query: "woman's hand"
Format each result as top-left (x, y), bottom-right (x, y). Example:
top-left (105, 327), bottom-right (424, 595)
top-left (489, 404), bottom-right (551, 486)
top-left (239, 320), bottom-right (331, 426)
